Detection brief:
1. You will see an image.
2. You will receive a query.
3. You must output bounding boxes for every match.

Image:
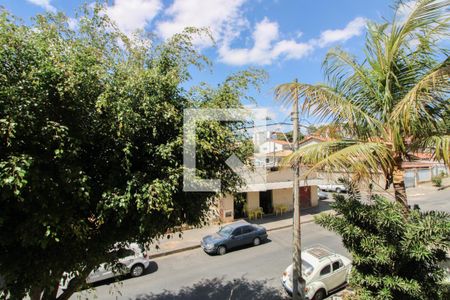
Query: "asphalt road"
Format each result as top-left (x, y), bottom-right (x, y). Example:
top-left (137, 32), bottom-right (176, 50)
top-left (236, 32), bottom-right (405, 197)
top-left (71, 188), bottom-right (450, 300)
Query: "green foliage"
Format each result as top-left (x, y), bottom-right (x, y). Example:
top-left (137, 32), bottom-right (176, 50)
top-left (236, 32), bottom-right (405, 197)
top-left (276, 0), bottom-right (450, 206)
top-left (0, 7), bottom-right (265, 299)
top-left (315, 182), bottom-right (450, 300)
top-left (432, 176), bottom-right (443, 187)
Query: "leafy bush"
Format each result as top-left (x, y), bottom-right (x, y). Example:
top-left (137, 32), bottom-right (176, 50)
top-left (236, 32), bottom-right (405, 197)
top-left (432, 176), bottom-right (443, 187)
top-left (315, 181), bottom-right (450, 300)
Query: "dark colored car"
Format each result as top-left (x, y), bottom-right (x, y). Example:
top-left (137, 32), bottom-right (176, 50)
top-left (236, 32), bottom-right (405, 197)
top-left (201, 222), bottom-right (268, 255)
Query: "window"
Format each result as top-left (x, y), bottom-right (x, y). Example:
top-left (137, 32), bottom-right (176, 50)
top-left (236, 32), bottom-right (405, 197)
top-left (116, 249), bottom-right (135, 259)
top-left (320, 265), bottom-right (331, 276)
top-left (232, 227), bottom-right (243, 236)
top-left (242, 226), bottom-right (254, 234)
top-left (332, 260), bottom-right (343, 271)
top-left (218, 225), bottom-right (233, 236)
top-left (302, 260), bottom-right (314, 277)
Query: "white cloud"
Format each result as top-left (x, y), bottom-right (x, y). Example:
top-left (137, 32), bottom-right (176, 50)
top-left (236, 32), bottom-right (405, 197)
top-left (156, 0), bottom-right (247, 46)
top-left (27, 0), bottom-right (56, 13)
top-left (105, 0), bottom-right (163, 34)
top-left (315, 17), bottom-right (367, 47)
top-left (397, 0), bottom-right (418, 23)
top-left (219, 18), bottom-right (313, 66)
top-left (219, 16), bottom-right (367, 66)
top-left (67, 17), bottom-right (78, 30)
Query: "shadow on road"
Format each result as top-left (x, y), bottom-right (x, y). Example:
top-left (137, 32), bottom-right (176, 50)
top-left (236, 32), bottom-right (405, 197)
top-left (133, 277), bottom-right (289, 300)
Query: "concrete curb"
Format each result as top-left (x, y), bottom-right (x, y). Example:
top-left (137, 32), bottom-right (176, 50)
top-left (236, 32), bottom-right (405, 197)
top-left (148, 215), bottom-right (322, 259)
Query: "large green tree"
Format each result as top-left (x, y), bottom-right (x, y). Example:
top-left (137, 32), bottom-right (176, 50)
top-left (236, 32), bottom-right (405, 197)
top-left (0, 7), bottom-right (263, 300)
top-left (276, 0), bottom-right (449, 212)
top-left (315, 180), bottom-right (450, 300)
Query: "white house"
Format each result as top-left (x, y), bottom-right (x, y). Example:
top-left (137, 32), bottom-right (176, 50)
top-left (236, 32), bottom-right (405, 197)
top-left (258, 139), bottom-right (291, 154)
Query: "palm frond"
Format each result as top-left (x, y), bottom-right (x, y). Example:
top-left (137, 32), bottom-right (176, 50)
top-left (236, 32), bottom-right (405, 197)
top-left (390, 58), bottom-right (450, 132)
top-left (274, 82), bottom-right (302, 107)
top-left (323, 48), bottom-right (380, 102)
top-left (282, 141), bottom-right (393, 181)
top-left (299, 84), bottom-right (384, 138)
top-left (391, 0), bottom-right (450, 57)
top-left (411, 135), bottom-right (450, 166)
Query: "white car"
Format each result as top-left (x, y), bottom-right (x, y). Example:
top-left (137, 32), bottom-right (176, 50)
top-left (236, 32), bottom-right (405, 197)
top-left (60, 243), bottom-right (150, 289)
top-left (317, 183), bottom-right (346, 193)
top-left (317, 190), bottom-right (328, 200)
top-left (282, 246), bottom-right (351, 300)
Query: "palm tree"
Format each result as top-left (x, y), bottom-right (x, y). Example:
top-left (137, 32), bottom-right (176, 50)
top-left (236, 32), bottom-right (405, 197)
top-left (275, 0), bottom-right (449, 213)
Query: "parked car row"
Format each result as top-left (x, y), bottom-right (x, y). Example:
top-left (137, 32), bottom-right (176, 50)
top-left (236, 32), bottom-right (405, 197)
top-left (60, 221), bottom-right (352, 300)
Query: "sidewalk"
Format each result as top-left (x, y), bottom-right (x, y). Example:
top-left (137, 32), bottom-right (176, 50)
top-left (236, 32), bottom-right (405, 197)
top-left (147, 199), bottom-right (334, 259)
top-left (147, 178), bottom-right (448, 259)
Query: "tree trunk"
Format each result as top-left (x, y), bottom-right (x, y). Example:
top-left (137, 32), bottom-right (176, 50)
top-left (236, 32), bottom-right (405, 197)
top-left (29, 286), bottom-right (43, 300)
top-left (392, 157), bottom-right (409, 215)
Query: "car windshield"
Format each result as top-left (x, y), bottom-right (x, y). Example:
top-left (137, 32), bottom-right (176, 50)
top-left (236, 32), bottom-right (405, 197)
top-left (218, 226), bottom-right (233, 236)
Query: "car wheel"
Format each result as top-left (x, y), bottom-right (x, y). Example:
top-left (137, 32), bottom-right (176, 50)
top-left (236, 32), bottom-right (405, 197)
top-left (130, 263), bottom-right (145, 277)
top-left (253, 237), bottom-right (261, 246)
top-left (313, 289), bottom-right (326, 300)
top-left (335, 187), bottom-right (342, 193)
top-left (217, 245), bottom-right (227, 255)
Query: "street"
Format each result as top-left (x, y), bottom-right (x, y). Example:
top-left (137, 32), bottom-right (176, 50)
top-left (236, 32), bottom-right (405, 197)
top-left (71, 187), bottom-right (450, 300)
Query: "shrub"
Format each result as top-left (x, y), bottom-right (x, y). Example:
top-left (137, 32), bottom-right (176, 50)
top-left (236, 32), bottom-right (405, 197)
top-left (315, 181), bottom-right (450, 300)
top-left (432, 176), bottom-right (443, 187)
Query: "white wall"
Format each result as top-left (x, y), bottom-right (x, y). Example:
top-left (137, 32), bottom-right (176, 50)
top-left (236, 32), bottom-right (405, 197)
top-left (258, 141), bottom-right (284, 154)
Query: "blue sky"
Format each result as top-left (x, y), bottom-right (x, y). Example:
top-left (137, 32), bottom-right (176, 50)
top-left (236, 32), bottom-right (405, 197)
top-left (1, 0), bottom-right (402, 127)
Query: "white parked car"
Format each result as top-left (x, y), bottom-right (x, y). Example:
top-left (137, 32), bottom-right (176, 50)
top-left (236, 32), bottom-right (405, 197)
top-left (60, 243), bottom-right (150, 290)
top-left (282, 246), bottom-right (352, 300)
top-left (317, 190), bottom-right (328, 200)
top-left (317, 183), bottom-right (346, 193)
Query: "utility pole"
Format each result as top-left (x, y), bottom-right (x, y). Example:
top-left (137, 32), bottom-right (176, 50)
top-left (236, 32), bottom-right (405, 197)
top-left (292, 78), bottom-right (305, 300)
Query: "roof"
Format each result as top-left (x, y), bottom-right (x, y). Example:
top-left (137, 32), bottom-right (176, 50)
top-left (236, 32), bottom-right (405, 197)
top-left (298, 135), bottom-right (330, 146)
top-left (271, 139), bottom-right (290, 145)
top-left (238, 181), bottom-right (294, 192)
top-left (224, 220), bottom-right (250, 229)
top-left (253, 150), bottom-right (293, 157)
top-left (410, 152), bottom-right (433, 160)
top-left (402, 162), bottom-right (434, 169)
top-left (302, 246), bottom-right (338, 264)
top-left (306, 247), bottom-right (333, 260)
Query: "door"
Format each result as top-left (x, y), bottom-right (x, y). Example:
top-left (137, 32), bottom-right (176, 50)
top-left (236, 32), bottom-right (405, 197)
top-left (318, 263), bottom-right (334, 292)
top-left (234, 193), bottom-right (246, 218)
top-left (241, 225), bottom-right (256, 244)
top-left (299, 186), bottom-right (311, 208)
top-left (229, 227), bottom-right (244, 248)
top-left (330, 259), bottom-right (347, 288)
top-left (87, 263), bottom-right (114, 283)
top-left (259, 190), bottom-right (273, 214)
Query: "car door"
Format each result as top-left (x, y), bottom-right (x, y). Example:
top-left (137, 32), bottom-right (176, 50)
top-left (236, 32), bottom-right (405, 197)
top-left (229, 227), bottom-right (244, 248)
top-left (87, 249), bottom-right (135, 283)
top-left (241, 225), bottom-right (255, 244)
top-left (330, 259), bottom-right (347, 287)
top-left (87, 263), bottom-right (114, 283)
top-left (318, 263), bottom-right (334, 292)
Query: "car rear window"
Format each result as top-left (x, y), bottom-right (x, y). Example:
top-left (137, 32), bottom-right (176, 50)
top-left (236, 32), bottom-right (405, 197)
top-left (117, 249), bottom-right (135, 259)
